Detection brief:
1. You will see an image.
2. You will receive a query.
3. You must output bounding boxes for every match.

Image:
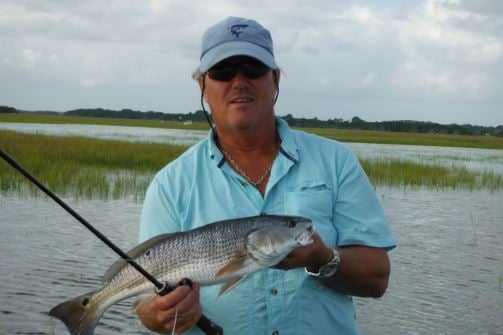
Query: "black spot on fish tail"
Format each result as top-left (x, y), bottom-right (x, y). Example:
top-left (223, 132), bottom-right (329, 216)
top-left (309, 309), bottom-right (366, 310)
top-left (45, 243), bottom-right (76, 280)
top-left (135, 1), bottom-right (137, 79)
top-left (49, 290), bottom-right (103, 335)
top-left (81, 297), bottom-right (90, 307)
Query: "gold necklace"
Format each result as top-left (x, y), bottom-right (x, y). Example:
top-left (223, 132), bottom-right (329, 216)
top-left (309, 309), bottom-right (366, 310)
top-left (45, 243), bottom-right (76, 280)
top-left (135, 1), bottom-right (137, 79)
top-left (221, 146), bottom-right (279, 187)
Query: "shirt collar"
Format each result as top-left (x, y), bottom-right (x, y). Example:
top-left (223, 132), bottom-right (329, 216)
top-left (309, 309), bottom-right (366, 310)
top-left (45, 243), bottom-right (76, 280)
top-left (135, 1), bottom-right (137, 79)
top-left (275, 116), bottom-right (299, 163)
top-left (207, 128), bottom-right (224, 164)
top-left (206, 116), bottom-right (299, 164)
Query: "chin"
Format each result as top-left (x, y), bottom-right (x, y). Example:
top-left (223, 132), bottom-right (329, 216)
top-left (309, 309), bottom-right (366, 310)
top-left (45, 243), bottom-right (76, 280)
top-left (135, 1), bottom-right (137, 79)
top-left (229, 113), bottom-right (259, 129)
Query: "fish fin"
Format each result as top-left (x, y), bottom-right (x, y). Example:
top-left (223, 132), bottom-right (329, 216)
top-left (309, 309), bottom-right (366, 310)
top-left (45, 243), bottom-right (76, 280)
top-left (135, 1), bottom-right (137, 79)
top-left (131, 293), bottom-right (156, 312)
top-left (214, 256), bottom-right (248, 278)
top-left (219, 276), bottom-right (246, 296)
top-left (102, 232), bottom-right (183, 284)
top-left (49, 290), bottom-right (103, 335)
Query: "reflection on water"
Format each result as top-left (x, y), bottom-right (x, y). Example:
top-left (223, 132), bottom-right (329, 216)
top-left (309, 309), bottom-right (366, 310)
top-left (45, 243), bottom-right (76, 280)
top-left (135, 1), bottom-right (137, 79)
top-left (2, 122), bottom-right (502, 175)
top-left (0, 188), bottom-right (502, 334)
top-left (357, 188), bottom-right (503, 334)
top-left (350, 142), bottom-right (503, 175)
top-left (0, 122), bottom-right (208, 146)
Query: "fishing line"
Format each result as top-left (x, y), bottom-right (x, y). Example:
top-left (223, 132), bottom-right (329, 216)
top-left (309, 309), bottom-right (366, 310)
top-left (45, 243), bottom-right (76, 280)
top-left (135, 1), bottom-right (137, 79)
top-left (171, 307), bottom-right (179, 335)
top-left (0, 150), bottom-right (223, 335)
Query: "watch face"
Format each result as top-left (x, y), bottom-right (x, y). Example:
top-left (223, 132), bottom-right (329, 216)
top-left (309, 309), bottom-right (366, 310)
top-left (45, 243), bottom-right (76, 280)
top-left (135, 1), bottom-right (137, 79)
top-left (305, 248), bottom-right (340, 278)
top-left (321, 248), bottom-right (340, 277)
top-left (322, 263), bottom-right (338, 277)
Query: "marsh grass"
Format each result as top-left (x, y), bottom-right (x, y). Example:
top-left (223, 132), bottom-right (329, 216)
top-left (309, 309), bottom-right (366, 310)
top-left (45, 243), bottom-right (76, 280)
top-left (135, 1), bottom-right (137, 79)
top-left (306, 128), bottom-right (503, 150)
top-left (2, 113), bottom-right (503, 149)
top-left (2, 129), bottom-right (502, 199)
top-left (359, 158), bottom-right (503, 191)
top-left (0, 113), bottom-right (210, 131)
top-left (0, 130), bottom-right (186, 199)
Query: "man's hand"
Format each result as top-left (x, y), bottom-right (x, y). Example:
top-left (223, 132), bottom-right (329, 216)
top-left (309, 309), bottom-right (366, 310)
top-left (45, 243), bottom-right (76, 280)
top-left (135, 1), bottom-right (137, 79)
top-left (274, 233), bottom-right (391, 298)
top-left (274, 232), bottom-right (333, 271)
top-left (136, 283), bottom-right (202, 334)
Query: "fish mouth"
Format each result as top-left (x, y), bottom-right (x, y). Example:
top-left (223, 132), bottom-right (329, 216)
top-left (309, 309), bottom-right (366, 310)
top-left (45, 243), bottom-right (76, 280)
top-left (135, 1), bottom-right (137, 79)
top-left (295, 224), bottom-right (315, 245)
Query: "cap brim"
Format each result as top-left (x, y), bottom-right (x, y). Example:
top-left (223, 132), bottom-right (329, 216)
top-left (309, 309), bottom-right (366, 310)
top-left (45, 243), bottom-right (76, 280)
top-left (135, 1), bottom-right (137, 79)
top-left (199, 41), bottom-right (277, 73)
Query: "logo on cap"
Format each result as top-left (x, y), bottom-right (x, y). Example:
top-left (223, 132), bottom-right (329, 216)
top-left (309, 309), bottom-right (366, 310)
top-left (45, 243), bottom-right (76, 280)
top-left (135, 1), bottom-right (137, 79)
top-left (229, 24), bottom-right (249, 38)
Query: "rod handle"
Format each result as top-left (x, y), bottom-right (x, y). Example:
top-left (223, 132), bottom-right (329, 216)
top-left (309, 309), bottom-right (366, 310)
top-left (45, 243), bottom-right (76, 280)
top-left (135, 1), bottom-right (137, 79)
top-left (156, 279), bottom-right (225, 335)
top-left (196, 315), bottom-right (224, 335)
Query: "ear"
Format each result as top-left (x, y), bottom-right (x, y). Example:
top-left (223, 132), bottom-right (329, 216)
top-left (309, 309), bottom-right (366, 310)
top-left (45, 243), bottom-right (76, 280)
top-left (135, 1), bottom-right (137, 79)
top-left (273, 69), bottom-right (280, 87)
top-left (197, 76), bottom-right (205, 92)
top-left (197, 76), bottom-right (208, 102)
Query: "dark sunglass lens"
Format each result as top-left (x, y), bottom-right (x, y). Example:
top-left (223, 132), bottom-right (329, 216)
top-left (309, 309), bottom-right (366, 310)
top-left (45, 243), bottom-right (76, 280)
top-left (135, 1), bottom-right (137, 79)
top-left (208, 66), bottom-right (237, 81)
top-left (241, 63), bottom-right (270, 79)
top-left (207, 58), bottom-right (270, 81)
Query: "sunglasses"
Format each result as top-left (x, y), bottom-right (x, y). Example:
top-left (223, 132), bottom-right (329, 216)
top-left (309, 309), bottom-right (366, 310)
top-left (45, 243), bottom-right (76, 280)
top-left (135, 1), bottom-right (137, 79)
top-left (207, 58), bottom-right (271, 81)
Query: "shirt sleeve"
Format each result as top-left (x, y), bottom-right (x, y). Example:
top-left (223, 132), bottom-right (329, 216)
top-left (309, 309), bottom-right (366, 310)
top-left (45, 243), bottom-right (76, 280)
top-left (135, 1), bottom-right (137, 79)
top-left (139, 175), bottom-right (180, 243)
top-left (333, 148), bottom-right (396, 250)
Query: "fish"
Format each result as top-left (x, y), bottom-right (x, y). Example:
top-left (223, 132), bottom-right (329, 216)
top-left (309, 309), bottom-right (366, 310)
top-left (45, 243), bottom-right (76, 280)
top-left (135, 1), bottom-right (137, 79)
top-left (49, 214), bottom-right (314, 335)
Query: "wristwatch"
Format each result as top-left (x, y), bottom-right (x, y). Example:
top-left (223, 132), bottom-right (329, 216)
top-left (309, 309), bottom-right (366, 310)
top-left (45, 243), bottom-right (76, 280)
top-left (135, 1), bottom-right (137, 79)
top-left (305, 248), bottom-right (340, 278)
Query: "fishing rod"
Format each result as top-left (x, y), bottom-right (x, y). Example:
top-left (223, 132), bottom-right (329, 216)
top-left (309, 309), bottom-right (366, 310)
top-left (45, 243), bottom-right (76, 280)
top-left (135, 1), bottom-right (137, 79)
top-left (0, 150), bottom-right (223, 335)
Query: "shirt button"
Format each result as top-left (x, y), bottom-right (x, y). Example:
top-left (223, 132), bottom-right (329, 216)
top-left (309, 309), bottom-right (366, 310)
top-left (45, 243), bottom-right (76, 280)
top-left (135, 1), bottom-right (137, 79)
top-left (270, 288), bottom-right (278, 295)
top-left (272, 331), bottom-right (279, 335)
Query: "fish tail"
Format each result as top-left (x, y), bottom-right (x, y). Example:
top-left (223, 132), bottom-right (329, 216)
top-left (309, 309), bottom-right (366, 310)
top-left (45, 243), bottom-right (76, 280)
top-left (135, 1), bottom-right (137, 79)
top-left (49, 290), bottom-right (104, 335)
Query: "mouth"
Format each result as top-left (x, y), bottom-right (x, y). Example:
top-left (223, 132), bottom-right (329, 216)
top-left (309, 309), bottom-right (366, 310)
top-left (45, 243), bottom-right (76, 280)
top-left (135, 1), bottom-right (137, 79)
top-left (295, 224), bottom-right (315, 245)
top-left (229, 97), bottom-right (254, 104)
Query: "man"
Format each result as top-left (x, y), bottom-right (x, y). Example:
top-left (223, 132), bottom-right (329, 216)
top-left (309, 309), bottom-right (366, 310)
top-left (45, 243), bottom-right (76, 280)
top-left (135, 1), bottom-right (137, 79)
top-left (137, 16), bottom-right (395, 334)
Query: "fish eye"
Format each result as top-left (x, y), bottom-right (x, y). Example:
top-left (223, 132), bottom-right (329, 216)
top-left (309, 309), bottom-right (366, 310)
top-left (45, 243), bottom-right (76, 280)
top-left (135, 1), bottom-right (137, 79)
top-left (287, 221), bottom-right (296, 228)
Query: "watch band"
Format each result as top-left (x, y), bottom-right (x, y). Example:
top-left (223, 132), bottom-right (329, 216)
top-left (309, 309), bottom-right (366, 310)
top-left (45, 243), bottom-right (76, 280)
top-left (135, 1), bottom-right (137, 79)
top-left (305, 247), bottom-right (340, 278)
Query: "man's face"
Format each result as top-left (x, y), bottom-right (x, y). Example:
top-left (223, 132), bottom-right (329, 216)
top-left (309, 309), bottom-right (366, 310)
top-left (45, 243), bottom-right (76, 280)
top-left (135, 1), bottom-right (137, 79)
top-left (200, 56), bottom-right (278, 134)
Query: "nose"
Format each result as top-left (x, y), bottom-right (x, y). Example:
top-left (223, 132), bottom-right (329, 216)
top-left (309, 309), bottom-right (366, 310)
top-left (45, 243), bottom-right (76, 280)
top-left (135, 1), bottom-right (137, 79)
top-left (230, 70), bottom-right (250, 89)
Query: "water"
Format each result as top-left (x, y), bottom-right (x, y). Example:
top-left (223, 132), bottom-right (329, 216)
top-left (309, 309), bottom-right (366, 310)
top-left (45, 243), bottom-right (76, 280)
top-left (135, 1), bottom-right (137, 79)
top-left (0, 122), bottom-right (208, 146)
top-left (0, 195), bottom-right (147, 334)
top-left (349, 142), bottom-right (503, 175)
top-left (356, 188), bottom-right (503, 335)
top-left (2, 122), bottom-right (502, 174)
top-left (0, 188), bottom-right (502, 335)
top-left (1, 123), bottom-right (502, 333)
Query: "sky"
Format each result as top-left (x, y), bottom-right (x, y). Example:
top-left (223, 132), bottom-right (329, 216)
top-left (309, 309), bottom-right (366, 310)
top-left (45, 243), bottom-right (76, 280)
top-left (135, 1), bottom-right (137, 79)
top-left (0, 0), bottom-right (502, 127)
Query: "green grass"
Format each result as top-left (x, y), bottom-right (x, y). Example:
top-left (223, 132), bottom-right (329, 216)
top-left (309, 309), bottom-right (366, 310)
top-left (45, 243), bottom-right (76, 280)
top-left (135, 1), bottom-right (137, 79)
top-left (0, 130), bottom-right (186, 199)
top-left (0, 113), bottom-right (210, 131)
top-left (2, 113), bottom-right (503, 149)
top-left (306, 128), bottom-right (503, 150)
top-left (2, 130), bottom-right (502, 199)
top-left (360, 158), bottom-right (503, 192)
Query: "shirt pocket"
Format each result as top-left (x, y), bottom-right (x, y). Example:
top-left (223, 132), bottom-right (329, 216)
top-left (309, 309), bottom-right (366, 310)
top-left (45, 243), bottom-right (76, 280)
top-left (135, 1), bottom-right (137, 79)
top-left (284, 180), bottom-right (336, 246)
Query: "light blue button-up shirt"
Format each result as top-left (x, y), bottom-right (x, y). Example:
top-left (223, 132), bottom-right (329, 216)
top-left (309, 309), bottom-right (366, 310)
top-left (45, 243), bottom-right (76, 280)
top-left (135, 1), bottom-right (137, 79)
top-left (140, 117), bottom-right (396, 335)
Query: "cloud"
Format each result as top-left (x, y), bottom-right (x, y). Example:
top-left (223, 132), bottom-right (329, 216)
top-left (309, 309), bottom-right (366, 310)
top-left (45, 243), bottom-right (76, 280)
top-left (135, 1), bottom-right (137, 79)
top-left (80, 79), bottom-right (96, 88)
top-left (451, 0), bottom-right (503, 16)
top-left (20, 48), bottom-right (42, 68)
top-left (0, 0), bottom-right (501, 125)
top-left (390, 0), bottom-right (503, 101)
top-left (361, 72), bottom-right (375, 88)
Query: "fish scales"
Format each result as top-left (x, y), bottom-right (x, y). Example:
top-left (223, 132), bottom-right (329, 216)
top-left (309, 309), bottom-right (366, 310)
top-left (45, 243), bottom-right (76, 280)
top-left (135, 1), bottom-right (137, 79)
top-left (49, 214), bottom-right (314, 335)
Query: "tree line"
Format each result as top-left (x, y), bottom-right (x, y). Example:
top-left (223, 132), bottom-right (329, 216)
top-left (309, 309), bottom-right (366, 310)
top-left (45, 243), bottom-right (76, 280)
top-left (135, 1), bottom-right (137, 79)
top-left (282, 114), bottom-right (503, 136)
top-left (1, 106), bottom-right (502, 136)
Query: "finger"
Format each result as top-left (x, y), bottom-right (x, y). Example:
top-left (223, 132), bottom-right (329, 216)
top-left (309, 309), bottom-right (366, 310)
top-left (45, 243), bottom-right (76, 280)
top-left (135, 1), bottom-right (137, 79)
top-left (175, 305), bottom-right (203, 334)
top-left (152, 284), bottom-right (192, 312)
top-left (160, 304), bottom-right (202, 334)
top-left (164, 283), bottom-right (200, 317)
top-left (157, 283), bottom-right (200, 327)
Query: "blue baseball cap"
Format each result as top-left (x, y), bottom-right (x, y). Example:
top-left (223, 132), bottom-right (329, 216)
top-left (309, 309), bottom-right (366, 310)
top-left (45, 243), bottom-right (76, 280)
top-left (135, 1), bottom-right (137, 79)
top-left (199, 17), bottom-right (277, 73)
